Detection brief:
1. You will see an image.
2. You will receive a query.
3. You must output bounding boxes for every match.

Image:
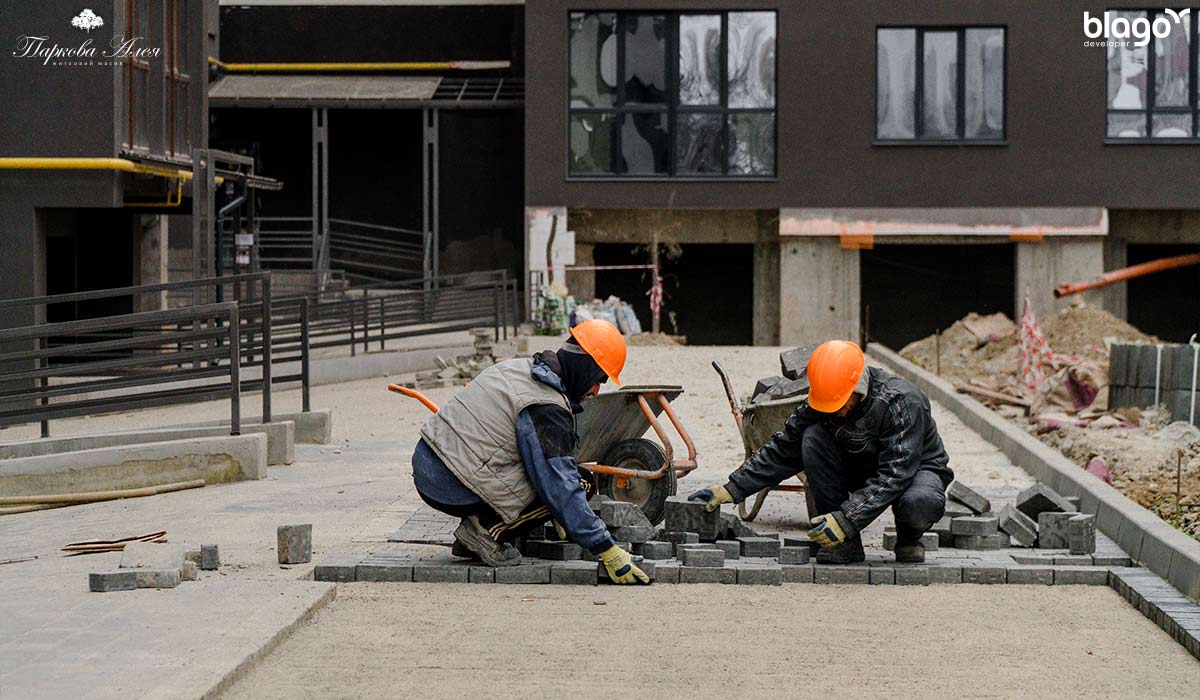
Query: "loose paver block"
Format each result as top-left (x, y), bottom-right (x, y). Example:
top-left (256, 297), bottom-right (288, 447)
top-left (660, 530), bottom-right (701, 544)
top-left (1038, 512), bottom-right (1076, 549)
top-left (678, 566), bottom-right (735, 584)
top-left (961, 565), bottom-right (1006, 584)
top-left (550, 561), bottom-right (599, 585)
top-left (951, 515), bottom-right (999, 536)
top-left (928, 565), bottom-right (963, 584)
top-left (413, 563), bottom-right (471, 583)
top-left (357, 561), bottom-right (413, 582)
top-left (89, 571), bottom-right (137, 592)
top-left (896, 567), bottom-right (930, 586)
top-left (738, 536), bottom-right (781, 558)
top-left (735, 566), bottom-right (783, 585)
top-left (931, 516), bottom-right (955, 547)
top-left (1053, 566), bottom-right (1109, 586)
top-left (600, 501), bottom-right (652, 528)
top-left (468, 566), bottom-right (495, 583)
top-left (612, 525), bottom-right (657, 544)
top-left (869, 567), bottom-right (895, 584)
top-left (200, 544), bottom-right (220, 571)
top-left (714, 540), bottom-right (741, 560)
top-left (495, 564), bottom-right (550, 584)
top-left (1092, 554), bottom-right (1133, 567)
top-left (520, 539), bottom-right (545, 558)
top-left (135, 569), bottom-right (181, 589)
top-left (539, 541), bottom-right (583, 561)
top-left (1053, 555), bottom-right (1092, 566)
top-left (1006, 566), bottom-right (1054, 585)
top-left (779, 546), bottom-right (810, 565)
top-left (782, 535), bottom-right (820, 554)
top-left (277, 523), bottom-right (313, 564)
top-left (1068, 514), bottom-right (1097, 555)
top-left (814, 566), bottom-right (870, 585)
top-left (1017, 483), bottom-right (1074, 521)
top-left (947, 481), bottom-right (991, 514)
top-left (681, 548), bottom-right (725, 568)
top-left (654, 563), bottom-right (680, 584)
top-left (944, 502), bottom-right (974, 519)
top-left (920, 532), bottom-right (939, 551)
top-left (953, 533), bottom-right (1008, 550)
top-left (314, 555), bottom-right (362, 582)
top-left (997, 504), bottom-right (1038, 548)
top-left (664, 496), bottom-right (723, 540)
top-left (181, 561), bottom-right (198, 581)
top-left (782, 564), bottom-right (814, 583)
top-left (639, 541), bottom-right (675, 560)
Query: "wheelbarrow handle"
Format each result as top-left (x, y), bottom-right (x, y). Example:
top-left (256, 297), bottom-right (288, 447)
top-left (711, 360), bottom-right (744, 418)
top-left (388, 384), bottom-right (440, 414)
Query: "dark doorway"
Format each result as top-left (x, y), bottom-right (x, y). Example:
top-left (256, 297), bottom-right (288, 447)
top-left (594, 243), bottom-right (753, 345)
top-left (44, 208), bottom-right (134, 324)
top-left (860, 243), bottom-right (1015, 350)
top-left (1127, 243), bottom-right (1200, 343)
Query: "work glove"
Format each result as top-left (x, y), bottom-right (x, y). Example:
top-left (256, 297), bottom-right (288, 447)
top-left (687, 484), bottom-right (733, 513)
top-left (808, 512), bottom-right (852, 547)
top-left (598, 545), bottom-right (650, 585)
top-left (551, 520), bottom-right (568, 541)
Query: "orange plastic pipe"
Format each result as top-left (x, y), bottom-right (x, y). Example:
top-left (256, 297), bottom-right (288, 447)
top-left (1055, 253), bottom-right (1200, 297)
top-left (388, 384), bottom-right (439, 413)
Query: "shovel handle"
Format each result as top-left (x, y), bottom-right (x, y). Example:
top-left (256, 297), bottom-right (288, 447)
top-left (388, 384), bottom-right (440, 413)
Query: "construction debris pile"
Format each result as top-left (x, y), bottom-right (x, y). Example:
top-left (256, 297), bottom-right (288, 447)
top-left (748, 344), bottom-right (816, 404)
top-left (571, 296), bottom-right (643, 336)
top-left (89, 541), bottom-right (218, 593)
top-left (406, 328), bottom-right (505, 390)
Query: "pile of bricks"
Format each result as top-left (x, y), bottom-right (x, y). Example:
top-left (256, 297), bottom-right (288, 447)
top-left (748, 344), bottom-right (817, 405)
top-left (405, 328), bottom-right (499, 390)
top-left (89, 542), bottom-right (217, 593)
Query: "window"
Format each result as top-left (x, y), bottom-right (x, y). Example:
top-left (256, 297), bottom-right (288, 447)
top-left (568, 11), bottom-right (776, 177)
top-left (123, 0), bottom-right (151, 150)
top-left (1106, 9), bottom-right (1199, 140)
top-left (876, 27), bottom-right (1006, 142)
top-left (165, 0), bottom-right (192, 158)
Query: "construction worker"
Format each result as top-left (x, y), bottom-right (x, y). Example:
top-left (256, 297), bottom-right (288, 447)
top-left (411, 319), bottom-right (649, 584)
top-left (689, 340), bottom-right (953, 564)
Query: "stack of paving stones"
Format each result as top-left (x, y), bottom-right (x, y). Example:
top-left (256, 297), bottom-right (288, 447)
top-left (89, 542), bottom-right (210, 592)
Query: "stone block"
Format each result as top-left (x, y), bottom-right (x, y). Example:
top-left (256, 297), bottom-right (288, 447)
top-left (947, 481), bottom-right (991, 514)
top-left (779, 546), bottom-right (810, 565)
top-left (678, 566), bottom-right (736, 584)
top-left (468, 566), bottom-right (495, 583)
top-left (639, 541), bottom-right (675, 560)
top-left (869, 567), bottom-right (895, 584)
top-left (944, 502), bottom-right (974, 519)
top-left (357, 562), bottom-right (413, 582)
top-left (920, 532), bottom-right (940, 551)
top-left (961, 565), bottom-right (1006, 584)
top-left (1038, 512), bottom-right (1076, 549)
top-left (654, 563), bottom-right (680, 584)
top-left (181, 561), bottom-right (198, 581)
top-left (601, 501), bottom-right (652, 528)
top-left (1092, 554), bottom-right (1133, 567)
top-left (314, 555), bottom-right (362, 582)
top-left (882, 531), bottom-right (898, 551)
top-left (1053, 555), bottom-right (1092, 566)
top-left (277, 523), bottom-right (313, 564)
top-left (120, 542), bottom-right (185, 572)
top-left (779, 344), bottom-right (818, 381)
top-left (753, 375), bottom-right (786, 399)
top-left (200, 544), bottom-right (220, 571)
top-left (185, 549), bottom-right (202, 565)
top-left (896, 567), bottom-right (930, 586)
top-left (714, 540), bottom-right (741, 560)
top-left (413, 563), bottom-right (471, 583)
top-left (1017, 483), bottom-right (1074, 521)
top-left (495, 564), bottom-right (550, 584)
top-left (951, 515), bottom-right (998, 536)
top-left (928, 565), bottom-right (963, 584)
top-left (814, 566), bottom-right (870, 584)
top-left (660, 530), bottom-right (700, 545)
top-left (953, 533), bottom-right (1008, 550)
top-left (1064, 496), bottom-right (1081, 511)
top-left (89, 571), bottom-right (137, 592)
top-left (612, 525), bottom-right (657, 544)
top-left (135, 569), bottom-right (180, 589)
top-left (997, 504), bottom-right (1038, 548)
top-left (1006, 566), bottom-right (1054, 585)
top-left (681, 548), bottom-right (725, 568)
top-left (931, 516), bottom-right (954, 545)
top-left (550, 561), bottom-right (599, 585)
top-left (719, 512), bottom-right (760, 539)
top-left (1068, 514), bottom-right (1097, 555)
top-left (520, 539), bottom-right (546, 558)
top-left (738, 536), bottom-right (781, 558)
top-left (1054, 566), bottom-right (1109, 585)
top-left (736, 566), bottom-right (783, 585)
top-left (783, 564), bottom-right (815, 583)
top-left (664, 496), bottom-right (723, 540)
top-left (539, 541), bottom-right (583, 561)
top-left (782, 535), bottom-right (820, 554)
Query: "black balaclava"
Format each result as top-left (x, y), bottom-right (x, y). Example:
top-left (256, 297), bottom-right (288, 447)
top-left (555, 336), bottom-right (609, 401)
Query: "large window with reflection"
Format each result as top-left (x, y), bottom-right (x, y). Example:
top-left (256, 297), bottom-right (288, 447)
top-left (569, 11), bottom-right (777, 177)
top-left (1106, 9), bottom-right (1199, 141)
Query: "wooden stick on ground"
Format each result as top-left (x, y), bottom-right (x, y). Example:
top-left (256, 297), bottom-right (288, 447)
top-left (0, 479), bottom-right (205, 507)
top-left (953, 382), bottom-right (1032, 408)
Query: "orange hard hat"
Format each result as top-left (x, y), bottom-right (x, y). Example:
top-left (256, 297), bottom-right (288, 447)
top-left (569, 319), bottom-right (626, 386)
top-left (806, 340), bottom-right (866, 413)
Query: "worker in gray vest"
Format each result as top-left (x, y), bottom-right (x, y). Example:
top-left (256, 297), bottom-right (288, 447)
top-left (412, 319), bottom-right (649, 584)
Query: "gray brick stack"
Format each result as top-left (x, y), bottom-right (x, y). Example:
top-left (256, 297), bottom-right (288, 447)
top-left (947, 481), bottom-right (991, 514)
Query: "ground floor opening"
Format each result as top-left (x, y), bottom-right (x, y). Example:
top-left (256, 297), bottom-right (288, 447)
top-left (1127, 243), bottom-right (1200, 343)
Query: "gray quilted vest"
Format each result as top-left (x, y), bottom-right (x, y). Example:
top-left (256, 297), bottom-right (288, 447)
top-left (419, 357), bottom-right (572, 523)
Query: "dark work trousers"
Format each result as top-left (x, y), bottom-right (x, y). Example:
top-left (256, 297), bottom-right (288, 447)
top-left (802, 424), bottom-right (947, 544)
top-left (417, 477), bottom-right (597, 544)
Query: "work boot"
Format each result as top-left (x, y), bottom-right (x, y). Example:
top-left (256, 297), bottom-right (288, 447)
top-left (450, 540), bottom-right (477, 560)
top-left (815, 535), bottom-right (865, 564)
top-left (894, 542), bottom-right (925, 563)
top-left (454, 515), bottom-right (521, 567)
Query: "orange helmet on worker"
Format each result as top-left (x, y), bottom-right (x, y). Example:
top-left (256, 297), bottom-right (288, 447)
top-left (806, 339), bottom-right (866, 414)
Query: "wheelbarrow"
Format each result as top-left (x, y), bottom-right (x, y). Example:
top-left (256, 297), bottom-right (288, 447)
top-left (711, 361), bottom-right (817, 522)
top-left (388, 383), bottom-right (698, 525)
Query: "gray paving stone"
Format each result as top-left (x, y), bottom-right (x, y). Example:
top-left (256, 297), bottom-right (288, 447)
top-left (550, 561), bottom-right (598, 585)
top-left (779, 546), bottom-right (810, 565)
top-left (1068, 514), bottom-right (1097, 555)
top-left (814, 566), bottom-right (870, 585)
top-left (135, 569), bottom-right (180, 589)
top-left (951, 515), bottom-right (999, 536)
top-left (882, 531), bottom-right (898, 551)
top-left (639, 541), bottom-right (675, 560)
top-left (782, 564), bottom-right (814, 583)
top-left (413, 563), bottom-right (471, 583)
top-left (660, 530), bottom-right (701, 545)
top-left (931, 516), bottom-right (955, 547)
top-left (1053, 555), bottom-right (1093, 566)
top-left (1006, 565), bottom-right (1053, 585)
top-left (782, 534), bottom-right (820, 554)
top-left (539, 541), bottom-right (583, 561)
top-left (944, 502), bottom-right (974, 519)
top-left (1092, 554), bottom-right (1133, 567)
top-left (654, 562), bottom-right (680, 584)
top-left (89, 571), bottom-right (137, 592)
top-left (181, 561), bottom-right (198, 581)
top-left (920, 532), bottom-right (939, 551)
top-left (1053, 566), bottom-right (1109, 586)
top-left (896, 567), bottom-right (930, 585)
top-left (314, 555), bottom-right (362, 582)
top-left (1012, 553), bottom-right (1057, 565)
top-left (1038, 512), bottom-right (1076, 549)
top-left (468, 566), bottom-right (495, 583)
top-left (520, 539), bottom-right (546, 558)
top-left (681, 548), bottom-right (724, 568)
top-left (961, 565), bottom-right (1006, 584)
top-left (928, 565), bottom-right (963, 584)
top-left (947, 481), bottom-right (991, 514)
top-left (277, 523), bottom-right (313, 564)
top-left (869, 567), bottom-right (895, 584)
top-left (997, 504), bottom-right (1038, 548)
top-left (612, 525), bottom-right (657, 544)
top-left (200, 544), bottom-right (220, 571)
top-left (356, 562), bottom-right (413, 582)
top-left (664, 496), bottom-right (723, 540)
top-left (953, 533), bottom-right (1008, 550)
top-left (600, 501), bottom-right (652, 528)
top-left (495, 564), bottom-right (550, 584)
top-left (1017, 483), bottom-right (1074, 521)
top-left (714, 540), bottom-right (741, 560)
top-left (735, 565), bottom-right (783, 585)
top-left (738, 536), bottom-right (781, 558)
top-left (678, 566), bottom-right (735, 584)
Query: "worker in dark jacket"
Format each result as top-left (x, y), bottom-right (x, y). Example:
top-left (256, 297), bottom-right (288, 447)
top-left (411, 319), bottom-right (649, 584)
top-left (690, 340), bottom-right (953, 564)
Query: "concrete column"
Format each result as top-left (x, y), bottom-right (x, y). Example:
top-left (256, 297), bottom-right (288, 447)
top-left (135, 215), bottom-right (168, 312)
top-left (1102, 234), bottom-right (1127, 319)
top-left (779, 237), bottom-right (860, 346)
top-left (566, 242), bottom-right (595, 302)
top-left (753, 211), bottom-right (780, 346)
top-left (1015, 237), bottom-right (1105, 319)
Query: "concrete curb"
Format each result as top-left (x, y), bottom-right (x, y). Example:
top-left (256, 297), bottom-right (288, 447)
top-left (0, 433), bottom-right (269, 497)
top-left (198, 583), bottom-right (337, 700)
top-left (0, 421), bottom-right (294, 466)
top-left (869, 342), bottom-right (1200, 603)
top-left (182, 411), bottom-right (332, 445)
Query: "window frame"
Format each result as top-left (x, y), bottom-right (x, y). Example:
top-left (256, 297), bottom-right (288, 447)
top-left (566, 10), bottom-right (778, 180)
top-left (1103, 8), bottom-right (1200, 144)
top-left (873, 25), bottom-right (1008, 146)
top-left (123, 0), bottom-right (152, 151)
top-left (165, 0), bottom-right (192, 160)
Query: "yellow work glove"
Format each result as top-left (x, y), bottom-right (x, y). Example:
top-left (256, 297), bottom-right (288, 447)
top-left (808, 512), bottom-right (849, 547)
top-left (687, 485), bottom-right (733, 513)
top-left (598, 545), bottom-right (650, 585)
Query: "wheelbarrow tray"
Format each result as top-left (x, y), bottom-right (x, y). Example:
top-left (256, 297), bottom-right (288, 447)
top-left (575, 385), bottom-right (683, 464)
top-left (739, 395), bottom-right (806, 456)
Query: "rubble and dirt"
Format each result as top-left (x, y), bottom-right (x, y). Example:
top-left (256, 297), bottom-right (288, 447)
top-left (626, 332), bottom-right (684, 346)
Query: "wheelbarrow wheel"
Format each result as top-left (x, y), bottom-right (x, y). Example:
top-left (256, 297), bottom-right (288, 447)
top-left (596, 438), bottom-right (675, 526)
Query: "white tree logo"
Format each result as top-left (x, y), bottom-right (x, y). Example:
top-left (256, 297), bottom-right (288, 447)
top-left (71, 9), bottom-right (104, 32)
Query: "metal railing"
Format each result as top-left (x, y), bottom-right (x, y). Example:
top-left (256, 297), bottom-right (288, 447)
top-left (327, 217), bottom-right (425, 284)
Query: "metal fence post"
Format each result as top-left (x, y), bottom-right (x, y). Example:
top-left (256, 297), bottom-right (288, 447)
top-left (500, 271), bottom-right (509, 340)
top-left (228, 305), bottom-right (241, 436)
top-left (362, 290), bottom-right (369, 355)
top-left (379, 296), bottom-right (386, 351)
top-left (261, 274), bottom-right (273, 424)
top-left (300, 297), bottom-right (311, 413)
top-left (350, 299), bottom-right (357, 357)
top-left (493, 283), bottom-right (500, 341)
top-left (36, 336), bottom-right (49, 438)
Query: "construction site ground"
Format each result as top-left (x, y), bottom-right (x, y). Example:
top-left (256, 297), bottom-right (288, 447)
top-left (1, 342), bottom-right (1196, 698)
